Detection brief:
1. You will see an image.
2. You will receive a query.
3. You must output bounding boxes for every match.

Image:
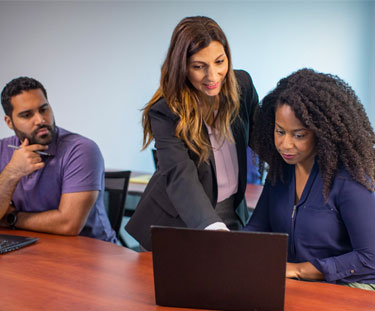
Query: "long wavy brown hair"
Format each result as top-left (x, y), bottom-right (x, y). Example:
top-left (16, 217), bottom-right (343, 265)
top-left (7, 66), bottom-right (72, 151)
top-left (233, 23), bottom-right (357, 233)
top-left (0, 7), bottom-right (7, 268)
top-left (253, 68), bottom-right (375, 200)
top-left (142, 16), bottom-right (240, 163)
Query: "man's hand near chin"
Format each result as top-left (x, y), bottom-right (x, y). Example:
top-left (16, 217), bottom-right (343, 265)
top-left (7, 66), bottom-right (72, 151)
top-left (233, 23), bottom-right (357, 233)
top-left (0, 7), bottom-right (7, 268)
top-left (0, 138), bottom-right (46, 221)
top-left (5, 138), bottom-right (47, 180)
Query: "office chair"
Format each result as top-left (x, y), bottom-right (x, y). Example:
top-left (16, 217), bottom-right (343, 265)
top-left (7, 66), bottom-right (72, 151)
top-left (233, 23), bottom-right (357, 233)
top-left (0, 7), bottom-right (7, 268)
top-left (104, 170), bottom-right (131, 246)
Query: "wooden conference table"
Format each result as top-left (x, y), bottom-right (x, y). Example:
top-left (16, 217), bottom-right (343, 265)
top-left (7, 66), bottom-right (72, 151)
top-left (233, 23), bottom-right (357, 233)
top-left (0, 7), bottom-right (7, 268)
top-left (2, 229), bottom-right (374, 311)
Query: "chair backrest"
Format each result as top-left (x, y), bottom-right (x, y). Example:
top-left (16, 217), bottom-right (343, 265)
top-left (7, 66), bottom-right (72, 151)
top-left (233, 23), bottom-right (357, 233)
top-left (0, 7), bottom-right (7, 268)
top-left (104, 170), bottom-right (131, 237)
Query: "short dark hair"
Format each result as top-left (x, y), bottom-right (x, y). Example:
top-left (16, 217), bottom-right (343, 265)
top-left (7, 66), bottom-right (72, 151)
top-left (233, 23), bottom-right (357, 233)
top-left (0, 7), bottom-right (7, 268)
top-left (1, 77), bottom-right (48, 116)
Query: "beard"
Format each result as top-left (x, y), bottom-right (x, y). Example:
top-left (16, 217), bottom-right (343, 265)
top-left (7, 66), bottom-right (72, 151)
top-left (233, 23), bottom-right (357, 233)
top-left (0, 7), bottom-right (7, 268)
top-left (13, 121), bottom-right (56, 145)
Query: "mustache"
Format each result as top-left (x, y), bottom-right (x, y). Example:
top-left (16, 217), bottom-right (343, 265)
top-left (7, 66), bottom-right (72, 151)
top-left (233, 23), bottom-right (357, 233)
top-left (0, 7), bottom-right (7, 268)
top-left (32, 124), bottom-right (53, 135)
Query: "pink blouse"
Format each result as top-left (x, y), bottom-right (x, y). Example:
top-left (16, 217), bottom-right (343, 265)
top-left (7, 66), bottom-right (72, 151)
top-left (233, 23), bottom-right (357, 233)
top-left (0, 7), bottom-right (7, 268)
top-left (206, 124), bottom-right (239, 203)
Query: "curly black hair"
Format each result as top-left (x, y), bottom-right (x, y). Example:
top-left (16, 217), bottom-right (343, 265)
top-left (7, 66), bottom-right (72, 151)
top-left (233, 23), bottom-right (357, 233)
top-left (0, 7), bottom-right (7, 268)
top-left (1, 77), bottom-right (48, 117)
top-left (253, 68), bottom-right (375, 200)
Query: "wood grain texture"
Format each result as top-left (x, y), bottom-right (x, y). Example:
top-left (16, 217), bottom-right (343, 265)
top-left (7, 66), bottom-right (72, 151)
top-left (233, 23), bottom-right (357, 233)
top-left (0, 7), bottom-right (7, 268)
top-left (1, 229), bottom-right (374, 311)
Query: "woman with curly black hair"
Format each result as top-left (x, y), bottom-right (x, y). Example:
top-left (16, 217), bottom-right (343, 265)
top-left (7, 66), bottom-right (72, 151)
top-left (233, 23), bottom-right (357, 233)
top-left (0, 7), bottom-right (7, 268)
top-left (245, 68), bottom-right (375, 290)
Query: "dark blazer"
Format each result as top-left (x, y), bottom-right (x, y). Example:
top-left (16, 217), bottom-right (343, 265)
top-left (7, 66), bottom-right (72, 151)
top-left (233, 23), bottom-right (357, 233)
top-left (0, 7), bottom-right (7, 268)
top-left (126, 70), bottom-right (259, 250)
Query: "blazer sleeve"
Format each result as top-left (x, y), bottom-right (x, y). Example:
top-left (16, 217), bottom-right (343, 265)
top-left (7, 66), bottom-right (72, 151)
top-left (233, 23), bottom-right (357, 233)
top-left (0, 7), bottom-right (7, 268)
top-left (149, 101), bottom-right (222, 229)
top-left (311, 178), bottom-right (375, 283)
top-left (235, 69), bottom-right (259, 149)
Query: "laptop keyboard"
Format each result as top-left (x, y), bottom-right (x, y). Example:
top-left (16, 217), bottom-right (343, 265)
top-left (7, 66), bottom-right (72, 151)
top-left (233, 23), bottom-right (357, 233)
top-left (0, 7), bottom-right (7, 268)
top-left (0, 239), bottom-right (22, 254)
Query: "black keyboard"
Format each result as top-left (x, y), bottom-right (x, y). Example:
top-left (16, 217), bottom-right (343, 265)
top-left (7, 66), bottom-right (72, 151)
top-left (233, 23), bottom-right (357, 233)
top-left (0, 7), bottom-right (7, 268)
top-left (0, 234), bottom-right (38, 254)
top-left (0, 239), bottom-right (21, 254)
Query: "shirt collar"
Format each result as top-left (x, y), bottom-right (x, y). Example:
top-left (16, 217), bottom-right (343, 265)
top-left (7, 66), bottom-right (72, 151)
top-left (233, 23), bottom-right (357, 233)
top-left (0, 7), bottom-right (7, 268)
top-left (292, 158), bottom-right (319, 206)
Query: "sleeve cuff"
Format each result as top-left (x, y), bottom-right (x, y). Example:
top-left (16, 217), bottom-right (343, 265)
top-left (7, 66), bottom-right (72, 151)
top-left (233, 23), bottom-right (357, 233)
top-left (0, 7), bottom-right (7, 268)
top-left (204, 222), bottom-right (230, 231)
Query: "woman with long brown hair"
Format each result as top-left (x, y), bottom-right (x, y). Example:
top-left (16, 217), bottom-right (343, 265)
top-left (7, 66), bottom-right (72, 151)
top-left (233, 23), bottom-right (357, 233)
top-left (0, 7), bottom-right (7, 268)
top-left (126, 16), bottom-right (259, 250)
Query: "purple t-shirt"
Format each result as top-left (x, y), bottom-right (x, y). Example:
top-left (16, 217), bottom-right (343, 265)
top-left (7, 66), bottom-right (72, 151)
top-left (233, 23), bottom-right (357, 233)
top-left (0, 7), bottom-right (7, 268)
top-left (0, 127), bottom-right (116, 242)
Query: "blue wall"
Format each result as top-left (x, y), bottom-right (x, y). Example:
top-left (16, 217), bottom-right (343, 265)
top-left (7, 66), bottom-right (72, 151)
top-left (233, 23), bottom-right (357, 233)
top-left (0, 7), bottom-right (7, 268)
top-left (0, 1), bottom-right (373, 172)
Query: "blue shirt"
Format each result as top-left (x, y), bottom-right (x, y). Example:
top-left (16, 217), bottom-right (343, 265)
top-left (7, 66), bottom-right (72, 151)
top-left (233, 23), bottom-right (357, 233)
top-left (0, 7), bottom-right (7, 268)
top-left (244, 161), bottom-right (375, 284)
top-left (0, 127), bottom-right (116, 243)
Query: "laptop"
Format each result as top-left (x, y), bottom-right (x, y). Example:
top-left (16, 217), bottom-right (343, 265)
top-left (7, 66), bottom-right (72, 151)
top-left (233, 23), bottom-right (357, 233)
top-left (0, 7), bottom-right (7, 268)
top-left (151, 226), bottom-right (288, 311)
top-left (0, 234), bottom-right (39, 254)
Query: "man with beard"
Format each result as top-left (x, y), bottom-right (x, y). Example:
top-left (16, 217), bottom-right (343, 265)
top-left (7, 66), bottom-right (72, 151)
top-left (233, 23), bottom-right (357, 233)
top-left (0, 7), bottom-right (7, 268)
top-left (0, 77), bottom-right (116, 242)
